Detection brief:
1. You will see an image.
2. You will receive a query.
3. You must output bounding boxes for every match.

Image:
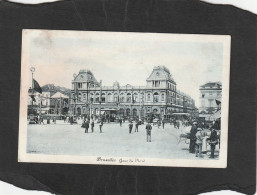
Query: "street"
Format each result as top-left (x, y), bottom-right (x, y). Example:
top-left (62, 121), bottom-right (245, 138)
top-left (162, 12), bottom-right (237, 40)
top-left (27, 120), bottom-right (219, 160)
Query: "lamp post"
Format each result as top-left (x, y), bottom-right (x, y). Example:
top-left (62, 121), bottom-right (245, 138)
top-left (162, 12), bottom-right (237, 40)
top-left (30, 67), bottom-right (35, 108)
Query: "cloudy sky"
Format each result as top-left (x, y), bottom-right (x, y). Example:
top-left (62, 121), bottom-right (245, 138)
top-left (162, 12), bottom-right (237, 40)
top-left (27, 31), bottom-right (226, 107)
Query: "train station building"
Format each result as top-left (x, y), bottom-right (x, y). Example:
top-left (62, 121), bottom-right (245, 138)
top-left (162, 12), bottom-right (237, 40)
top-left (70, 66), bottom-right (196, 119)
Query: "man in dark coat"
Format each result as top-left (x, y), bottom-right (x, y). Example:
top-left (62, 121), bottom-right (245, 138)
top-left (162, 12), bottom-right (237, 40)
top-left (189, 122), bottom-right (198, 153)
top-left (128, 122), bottom-right (133, 134)
top-left (85, 120), bottom-right (89, 133)
top-left (135, 122), bottom-right (139, 132)
top-left (146, 122), bottom-right (152, 142)
top-left (208, 127), bottom-right (218, 158)
top-left (119, 118), bottom-right (122, 127)
top-left (91, 120), bottom-right (94, 133)
top-left (99, 121), bottom-right (103, 133)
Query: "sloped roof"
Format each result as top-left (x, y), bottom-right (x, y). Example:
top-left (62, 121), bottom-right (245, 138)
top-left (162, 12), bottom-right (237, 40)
top-left (200, 82), bottom-right (222, 88)
top-left (146, 66), bottom-right (175, 82)
top-left (51, 92), bottom-right (69, 99)
top-left (41, 84), bottom-right (56, 92)
top-left (73, 69), bottom-right (98, 83)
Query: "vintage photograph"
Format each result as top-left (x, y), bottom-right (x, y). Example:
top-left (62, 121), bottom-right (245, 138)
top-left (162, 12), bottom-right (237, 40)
top-left (18, 30), bottom-right (230, 168)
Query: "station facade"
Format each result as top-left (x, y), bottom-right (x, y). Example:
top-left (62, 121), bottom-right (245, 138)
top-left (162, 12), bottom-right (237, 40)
top-left (70, 66), bottom-right (196, 118)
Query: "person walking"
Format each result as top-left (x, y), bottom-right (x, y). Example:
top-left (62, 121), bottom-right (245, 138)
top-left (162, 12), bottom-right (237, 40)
top-left (162, 120), bottom-right (165, 129)
top-left (129, 122), bottom-right (133, 134)
top-left (146, 122), bottom-right (152, 142)
top-left (47, 116), bottom-right (50, 124)
top-left (189, 122), bottom-right (198, 153)
top-left (208, 127), bottom-right (218, 158)
top-left (135, 122), bottom-right (139, 132)
top-left (70, 116), bottom-right (73, 125)
top-left (39, 116), bottom-right (44, 125)
top-left (173, 119), bottom-right (177, 129)
top-left (85, 120), bottom-right (89, 133)
top-left (177, 120), bottom-right (180, 129)
top-left (91, 120), bottom-right (94, 133)
top-left (195, 128), bottom-right (203, 157)
top-left (119, 118), bottom-right (122, 127)
top-left (53, 116), bottom-right (56, 124)
top-left (99, 121), bottom-right (103, 133)
top-left (157, 120), bottom-right (161, 129)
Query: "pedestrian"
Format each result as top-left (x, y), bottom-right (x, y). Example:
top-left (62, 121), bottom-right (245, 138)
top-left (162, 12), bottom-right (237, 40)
top-left (208, 127), bottom-right (218, 158)
top-left (189, 122), bottom-right (198, 153)
top-left (119, 118), bottom-right (122, 127)
top-left (85, 120), bottom-right (89, 133)
top-left (135, 122), bottom-right (139, 132)
top-left (146, 122), bottom-right (152, 142)
top-left (174, 120), bottom-right (177, 129)
top-left (129, 122), bottom-right (133, 134)
top-left (201, 127), bottom-right (209, 154)
top-left (47, 116), bottom-right (50, 124)
top-left (195, 128), bottom-right (203, 157)
top-left (91, 120), bottom-right (94, 133)
top-left (157, 120), bottom-right (161, 129)
top-left (99, 121), bottom-right (103, 133)
top-left (39, 116), bottom-right (43, 125)
top-left (177, 120), bottom-right (180, 129)
top-left (63, 115), bottom-right (66, 123)
top-left (53, 116), bottom-right (56, 124)
top-left (70, 116), bottom-right (73, 125)
top-left (162, 120), bottom-right (165, 129)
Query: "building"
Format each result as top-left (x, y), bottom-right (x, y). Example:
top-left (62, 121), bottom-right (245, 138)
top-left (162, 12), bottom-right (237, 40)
top-left (28, 84), bottom-right (69, 115)
top-left (199, 82), bottom-right (222, 120)
top-left (70, 66), bottom-right (196, 118)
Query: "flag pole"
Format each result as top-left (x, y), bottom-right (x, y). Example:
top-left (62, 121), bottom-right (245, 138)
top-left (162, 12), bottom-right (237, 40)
top-left (99, 80), bottom-right (102, 120)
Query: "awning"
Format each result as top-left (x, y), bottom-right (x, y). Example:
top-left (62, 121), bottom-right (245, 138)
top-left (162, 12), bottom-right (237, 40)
top-left (211, 110), bottom-right (221, 119)
top-left (101, 108), bottom-right (118, 111)
top-left (171, 113), bottom-right (190, 116)
top-left (51, 92), bottom-right (69, 99)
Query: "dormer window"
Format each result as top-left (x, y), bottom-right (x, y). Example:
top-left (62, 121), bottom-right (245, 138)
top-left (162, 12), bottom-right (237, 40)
top-left (78, 83), bottom-right (82, 88)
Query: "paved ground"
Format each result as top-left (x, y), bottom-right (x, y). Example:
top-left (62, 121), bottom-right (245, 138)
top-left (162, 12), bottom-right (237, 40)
top-left (27, 120), bottom-right (219, 160)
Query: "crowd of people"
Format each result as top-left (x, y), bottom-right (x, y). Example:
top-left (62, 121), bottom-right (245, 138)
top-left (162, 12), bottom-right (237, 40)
top-left (189, 121), bottom-right (219, 159)
top-left (30, 113), bottom-right (220, 158)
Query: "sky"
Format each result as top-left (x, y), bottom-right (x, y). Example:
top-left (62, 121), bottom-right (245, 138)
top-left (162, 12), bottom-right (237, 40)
top-left (28, 31), bottom-right (225, 107)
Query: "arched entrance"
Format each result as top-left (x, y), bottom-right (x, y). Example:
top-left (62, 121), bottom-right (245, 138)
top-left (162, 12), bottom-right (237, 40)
top-left (77, 107), bottom-right (81, 115)
top-left (119, 108), bottom-right (124, 116)
top-left (126, 108), bottom-right (130, 116)
top-left (153, 108), bottom-right (158, 114)
top-left (132, 108), bottom-right (137, 117)
top-left (63, 107), bottom-right (68, 114)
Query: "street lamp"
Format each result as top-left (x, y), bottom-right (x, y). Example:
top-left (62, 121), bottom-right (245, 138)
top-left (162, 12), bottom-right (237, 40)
top-left (30, 67), bottom-right (35, 115)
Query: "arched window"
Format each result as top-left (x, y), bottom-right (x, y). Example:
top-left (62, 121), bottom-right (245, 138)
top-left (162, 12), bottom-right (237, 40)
top-left (147, 93), bottom-right (151, 101)
top-left (127, 93), bottom-right (131, 102)
top-left (161, 93), bottom-right (165, 101)
top-left (120, 93), bottom-right (125, 102)
top-left (95, 93), bottom-right (100, 103)
top-left (90, 93), bottom-right (94, 102)
top-left (78, 93), bottom-right (82, 101)
top-left (101, 93), bottom-right (105, 102)
top-left (107, 93), bottom-right (112, 102)
top-left (114, 93), bottom-right (118, 102)
top-left (153, 92), bottom-right (159, 102)
top-left (133, 93), bottom-right (138, 102)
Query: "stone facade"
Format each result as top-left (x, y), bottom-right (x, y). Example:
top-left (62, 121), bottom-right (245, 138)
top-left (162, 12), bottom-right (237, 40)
top-left (199, 82), bottom-right (222, 114)
top-left (70, 66), bottom-right (196, 117)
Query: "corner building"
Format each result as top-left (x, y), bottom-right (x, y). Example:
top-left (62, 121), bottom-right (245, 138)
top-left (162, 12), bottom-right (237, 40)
top-left (70, 66), bottom-right (196, 118)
